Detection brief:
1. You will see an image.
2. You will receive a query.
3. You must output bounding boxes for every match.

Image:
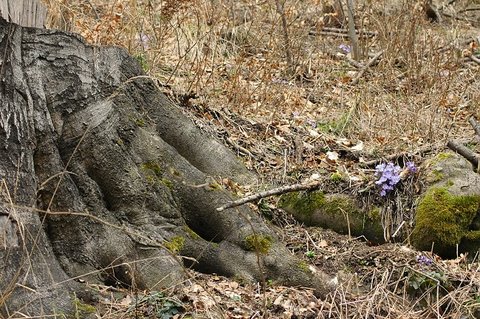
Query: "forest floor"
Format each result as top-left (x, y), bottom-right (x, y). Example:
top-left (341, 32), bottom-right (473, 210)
top-left (43, 0), bottom-right (480, 318)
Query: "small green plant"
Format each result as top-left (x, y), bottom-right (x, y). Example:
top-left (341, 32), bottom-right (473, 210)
top-left (408, 270), bottom-right (448, 291)
top-left (305, 251), bottom-right (316, 258)
top-left (330, 171), bottom-right (344, 182)
top-left (130, 292), bottom-right (184, 319)
top-left (134, 54), bottom-right (149, 71)
top-left (257, 199), bottom-right (273, 219)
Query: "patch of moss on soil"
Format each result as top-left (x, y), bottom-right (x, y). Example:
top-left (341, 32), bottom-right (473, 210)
top-left (411, 187), bottom-right (480, 257)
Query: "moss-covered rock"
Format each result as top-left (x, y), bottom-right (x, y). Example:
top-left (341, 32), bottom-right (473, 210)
top-left (279, 191), bottom-right (384, 243)
top-left (415, 152), bottom-right (480, 258)
top-left (411, 187), bottom-right (480, 257)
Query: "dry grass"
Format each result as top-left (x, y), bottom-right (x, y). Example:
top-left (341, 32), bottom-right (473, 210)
top-left (43, 0), bottom-right (480, 159)
top-left (3, 0), bottom-right (477, 317)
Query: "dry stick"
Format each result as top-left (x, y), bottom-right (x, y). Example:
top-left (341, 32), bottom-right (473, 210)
top-left (322, 27), bottom-right (377, 37)
top-left (275, 0), bottom-right (293, 71)
top-left (469, 54), bottom-right (480, 65)
top-left (446, 140), bottom-right (479, 169)
top-left (351, 50), bottom-right (384, 85)
top-left (360, 137), bottom-right (478, 167)
top-left (345, 0), bottom-right (360, 60)
top-left (216, 181), bottom-right (323, 211)
top-left (469, 116), bottom-right (480, 137)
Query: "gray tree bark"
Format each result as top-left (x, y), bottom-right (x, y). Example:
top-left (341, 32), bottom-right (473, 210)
top-left (0, 18), bottom-right (333, 316)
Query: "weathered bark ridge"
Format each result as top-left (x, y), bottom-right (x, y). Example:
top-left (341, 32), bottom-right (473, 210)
top-left (0, 18), bottom-right (332, 316)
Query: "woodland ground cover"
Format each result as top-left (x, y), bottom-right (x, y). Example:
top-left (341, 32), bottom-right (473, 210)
top-left (38, 0), bottom-right (480, 318)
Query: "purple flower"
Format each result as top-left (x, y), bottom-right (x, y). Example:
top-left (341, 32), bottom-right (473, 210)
top-left (375, 162), bottom-right (401, 196)
top-left (339, 44), bottom-right (351, 53)
top-left (136, 33), bottom-right (150, 49)
top-left (306, 118), bottom-right (317, 128)
top-left (416, 255), bottom-right (433, 266)
top-left (406, 161), bottom-right (417, 173)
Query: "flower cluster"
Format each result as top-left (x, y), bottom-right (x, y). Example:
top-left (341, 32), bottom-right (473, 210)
top-left (375, 162), bottom-right (401, 196)
top-left (374, 161), bottom-right (417, 196)
top-left (416, 255), bottom-right (433, 267)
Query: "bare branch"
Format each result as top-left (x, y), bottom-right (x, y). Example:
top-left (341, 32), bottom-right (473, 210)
top-left (217, 181), bottom-right (323, 211)
top-left (447, 140), bottom-right (479, 169)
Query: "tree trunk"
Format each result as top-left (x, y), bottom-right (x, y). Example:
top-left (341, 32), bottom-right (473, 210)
top-left (0, 0), bottom-right (46, 28)
top-left (0, 18), bottom-right (333, 316)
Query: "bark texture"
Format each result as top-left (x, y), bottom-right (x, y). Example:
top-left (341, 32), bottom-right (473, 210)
top-left (0, 19), bottom-right (333, 316)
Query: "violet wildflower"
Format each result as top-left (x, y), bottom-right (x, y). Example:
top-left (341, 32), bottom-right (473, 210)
top-left (339, 44), bottom-right (351, 54)
top-left (416, 255), bottom-right (433, 267)
top-left (375, 162), bottom-right (401, 196)
top-left (136, 33), bottom-right (150, 49)
top-left (306, 118), bottom-right (317, 129)
top-left (406, 161), bottom-right (417, 173)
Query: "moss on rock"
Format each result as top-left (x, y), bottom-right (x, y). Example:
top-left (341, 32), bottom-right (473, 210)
top-left (279, 191), bottom-right (327, 220)
top-left (279, 191), bottom-right (385, 243)
top-left (411, 187), bottom-right (480, 257)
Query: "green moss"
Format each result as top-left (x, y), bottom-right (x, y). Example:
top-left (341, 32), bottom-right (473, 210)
top-left (207, 181), bottom-right (223, 191)
top-left (134, 118), bottom-right (146, 127)
top-left (280, 191), bottom-right (385, 243)
top-left (72, 295), bottom-right (96, 318)
top-left (367, 206), bottom-right (381, 220)
top-left (140, 161), bottom-right (162, 177)
top-left (183, 226), bottom-right (201, 240)
top-left (140, 161), bottom-right (171, 187)
top-left (244, 234), bottom-right (273, 254)
top-left (411, 187), bottom-right (480, 256)
top-left (134, 54), bottom-right (149, 71)
top-left (279, 191), bottom-right (326, 217)
top-left (436, 152), bottom-right (454, 161)
top-left (297, 261), bottom-right (310, 273)
top-left (164, 236), bottom-right (185, 253)
top-left (330, 171), bottom-right (344, 182)
top-left (161, 178), bottom-right (173, 189)
top-left (426, 168), bottom-right (444, 183)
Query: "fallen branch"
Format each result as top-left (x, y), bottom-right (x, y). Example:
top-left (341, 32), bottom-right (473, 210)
top-left (351, 50), bottom-right (384, 85)
top-left (216, 180), bottom-right (323, 212)
top-left (468, 54), bottom-right (480, 65)
top-left (360, 137), bottom-right (478, 167)
top-left (469, 116), bottom-right (480, 137)
top-left (446, 140), bottom-right (479, 169)
top-left (309, 28), bottom-right (377, 39)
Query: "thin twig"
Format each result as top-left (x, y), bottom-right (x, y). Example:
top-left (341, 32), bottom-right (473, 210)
top-left (216, 180), bottom-right (323, 211)
top-left (351, 50), bottom-right (384, 85)
top-left (468, 54), bottom-right (480, 65)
